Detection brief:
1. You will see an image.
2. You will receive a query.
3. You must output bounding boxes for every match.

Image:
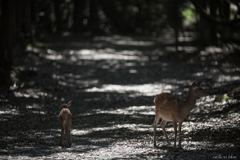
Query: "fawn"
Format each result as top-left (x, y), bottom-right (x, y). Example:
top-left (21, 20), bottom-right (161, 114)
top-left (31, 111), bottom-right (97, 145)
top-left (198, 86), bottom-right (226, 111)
top-left (59, 101), bottom-right (72, 147)
top-left (153, 82), bottom-right (209, 150)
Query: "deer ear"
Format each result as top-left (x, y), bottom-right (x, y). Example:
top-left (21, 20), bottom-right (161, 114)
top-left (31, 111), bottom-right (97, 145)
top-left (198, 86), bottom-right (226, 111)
top-left (67, 101), bottom-right (72, 107)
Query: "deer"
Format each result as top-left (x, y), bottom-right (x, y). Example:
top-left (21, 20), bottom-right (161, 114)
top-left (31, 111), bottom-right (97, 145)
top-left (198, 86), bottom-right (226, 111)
top-left (59, 101), bottom-right (72, 147)
top-left (153, 82), bottom-right (209, 150)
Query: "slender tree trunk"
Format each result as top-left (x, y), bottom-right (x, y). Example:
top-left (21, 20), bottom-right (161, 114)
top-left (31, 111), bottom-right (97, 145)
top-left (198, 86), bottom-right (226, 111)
top-left (54, 0), bottom-right (67, 33)
top-left (197, 0), bottom-right (210, 45)
top-left (166, 0), bottom-right (181, 52)
top-left (210, 0), bottom-right (217, 45)
top-left (99, 0), bottom-right (126, 32)
top-left (15, 0), bottom-right (31, 56)
top-left (173, 1), bottom-right (180, 52)
top-left (221, 1), bottom-right (230, 43)
top-left (89, 0), bottom-right (100, 34)
top-left (72, 0), bottom-right (86, 32)
top-left (0, 0), bottom-right (15, 87)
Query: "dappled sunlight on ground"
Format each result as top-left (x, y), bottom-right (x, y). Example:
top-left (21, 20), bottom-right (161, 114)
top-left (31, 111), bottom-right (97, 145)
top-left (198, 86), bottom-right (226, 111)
top-left (84, 83), bottom-right (174, 96)
top-left (1, 35), bottom-right (240, 159)
top-left (75, 49), bottom-right (145, 61)
top-left (94, 35), bottom-right (156, 47)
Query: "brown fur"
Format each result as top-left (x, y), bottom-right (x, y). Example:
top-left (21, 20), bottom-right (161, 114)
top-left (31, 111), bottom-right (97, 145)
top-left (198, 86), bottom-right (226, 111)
top-left (153, 82), bottom-right (208, 150)
top-left (59, 101), bottom-right (72, 147)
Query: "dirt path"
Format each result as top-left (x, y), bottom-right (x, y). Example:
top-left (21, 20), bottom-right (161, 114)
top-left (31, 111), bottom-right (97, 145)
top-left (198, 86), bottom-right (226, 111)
top-left (0, 35), bottom-right (239, 159)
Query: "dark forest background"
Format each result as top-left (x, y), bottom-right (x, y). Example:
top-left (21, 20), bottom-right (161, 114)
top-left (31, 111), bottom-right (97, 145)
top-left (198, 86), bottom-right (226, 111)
top-left (0, 0), bottom-right (240, 87)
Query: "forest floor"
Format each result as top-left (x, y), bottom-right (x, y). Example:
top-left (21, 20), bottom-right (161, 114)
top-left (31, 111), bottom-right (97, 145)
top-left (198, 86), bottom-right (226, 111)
top-left (0, 34), bottom-right (240, 160)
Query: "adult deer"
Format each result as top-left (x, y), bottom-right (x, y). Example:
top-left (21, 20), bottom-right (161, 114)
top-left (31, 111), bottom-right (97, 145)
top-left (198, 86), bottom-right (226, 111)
top-left (153, 82), bottom-right (209, 150)
top-left (59, 101), bottom-right (72, 147)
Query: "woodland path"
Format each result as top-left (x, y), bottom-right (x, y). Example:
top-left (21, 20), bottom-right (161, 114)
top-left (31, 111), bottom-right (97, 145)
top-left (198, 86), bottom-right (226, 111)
top-left (0, 34), bottom-right (239, 159)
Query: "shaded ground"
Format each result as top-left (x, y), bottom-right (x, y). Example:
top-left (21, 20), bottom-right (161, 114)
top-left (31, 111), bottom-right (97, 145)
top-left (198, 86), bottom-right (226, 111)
top-left (0, 34), bottom-right (240, 159)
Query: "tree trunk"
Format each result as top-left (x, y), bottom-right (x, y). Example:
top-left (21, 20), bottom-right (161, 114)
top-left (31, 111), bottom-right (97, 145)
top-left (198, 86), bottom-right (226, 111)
top-left (72, 0), bottom-right (86, 32)
top-left (221, 1), bottom-right (230, 43)
top-left (196, 0), bottom-right (211, 45)
top-left (210, 0), bottom-right (218, 45)
top-left (0, 0), bottom-right (15, 87)
top-left (99, 0), bottom-right (127, 33)
top-left (14, 0), bottom-right (31, 57)
top-left (89, 0), bottom-right (100, 34)
top-left (166, 0), bottom-right (182, 52)
top-left (173, 1), bottom-right (180, 52)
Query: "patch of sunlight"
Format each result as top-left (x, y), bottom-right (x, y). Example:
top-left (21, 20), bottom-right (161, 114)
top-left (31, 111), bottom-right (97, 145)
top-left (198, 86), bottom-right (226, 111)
top-left (129, 69), bottom-right (138, 73)
top-left (46, 54), bottom-right (63, 60)
top-left (132, 124), bottom-right (152, 132)
top-left (165, 46), bottom-right (176, 52)
top-left (142, 110), bottom-right (155, 115)
top-left (125, 106), bottom-right (155, 115)
top-left (181, 141), bottom-right (214, 150)
top-left (95, 106), bottom-right (155, 115)
top-left (166, 116), bottom-right (239, 134)
top-left (90, 138), bottom-right (113, 144)
top-left (72, 129), bottom-right (91, 136)
top-left (72, 124), bottom-right (152, 137)
top-left (94, 35), bottom-right (155, 46)
top-left (0, 111), bottom-right (6, 114)
top-left (79, 141), bottom-right (154, 159)
top-left (196, 99), bottom-right (210, 106)
top-left (13, 89), bottom-right (50, 99)
top-left (44, 49), bottom-right (63, 60)
top-left (32, 111), bottom-right (46, 114)
top-left (26, 104), bottom-right (46, 114)
top-left (193, 72), bottom-right (204, 77)
top-left (215, 143), bottom-right (235, 148)
top-left (228, 112), bottom-right (240, 118)
top-left (26, 46), bottom-right (42, 53)
top-left (27, 47), bottom-right (61, 60)
top-left (14, 92), bottom-right (30, 98)
top-left (41, 134), bottom-right (55, 139)
top-left (0, 98), bottom-right (8, 102)
top-left (81, 49), bottom-right (92, 55)
top-left (112, 40), bottom-right (155, 46)
top-left (85, 83), bottom-right (173, 96)
top-left (217, 75), bottom-right (240, 82)
top-left (3, 136), bottom-right (17, 140)
top-left (75, 49), bottom-right (148, 61)
top-left (0, 109), bottom-right (20, 115)
top-left (72, 127), bottom-right (118, 136)
top-left (205, 46), bottom-right (223, 53)
top-left (70, 55), bottom-right (78, 62)
top-left (161, 78), bottom-right (192, 87)
top-left (80, 105), bottom-right (155, 117)
top-left (178, 37), bottom-right (195, 42)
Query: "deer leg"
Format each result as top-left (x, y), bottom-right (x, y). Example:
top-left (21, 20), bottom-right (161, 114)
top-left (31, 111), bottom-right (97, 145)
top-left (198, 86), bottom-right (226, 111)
top-left (66, 127), bottom-right (72, 146)
top-left (153, 115), bottom-right (161, 148)
top-left (173, 121), bottom-right (177, 150)
top-left (160, 120), bottom-right (170, 145)
top-left (59, 127), bottom-right (64, 146)
top-left (178, 121), bottom-right (183, 148)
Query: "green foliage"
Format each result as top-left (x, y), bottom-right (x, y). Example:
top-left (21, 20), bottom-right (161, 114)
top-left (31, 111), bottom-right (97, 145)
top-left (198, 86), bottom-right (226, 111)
top-left (130, 6), bottom-right (139, 14)
top-left (182, 4), bottom-right (196, 26)
top-left (230, 113), bottom-right (239, 117)
top-left (214, 94), bottom-right (230, 102)
top-left (227, 87), bottom-right (240, 100)
top-left (214, 87), bottom-right (240, 102)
